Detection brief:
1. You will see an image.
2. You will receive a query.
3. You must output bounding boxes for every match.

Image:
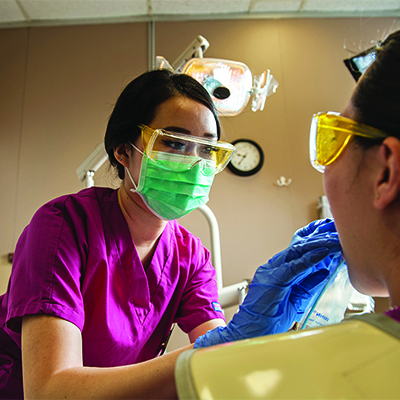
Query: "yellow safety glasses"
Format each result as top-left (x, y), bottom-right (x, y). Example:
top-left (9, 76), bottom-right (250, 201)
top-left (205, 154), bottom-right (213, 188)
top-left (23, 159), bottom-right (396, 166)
top-left (309, 112), bottom-right (388, 172)
top-left (139, 125), bottom-right (235, 175)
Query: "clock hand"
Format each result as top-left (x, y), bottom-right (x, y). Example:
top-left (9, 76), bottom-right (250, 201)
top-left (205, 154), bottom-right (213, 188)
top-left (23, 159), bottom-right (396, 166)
top-left (237, 153), bottom-right (247, 165)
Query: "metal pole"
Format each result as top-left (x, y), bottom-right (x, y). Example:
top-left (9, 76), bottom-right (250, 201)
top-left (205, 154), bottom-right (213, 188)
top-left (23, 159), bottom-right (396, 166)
top-left (148, 20), bottom-right (155, 70)
top-left (197, 205), bottom-right (223, 290)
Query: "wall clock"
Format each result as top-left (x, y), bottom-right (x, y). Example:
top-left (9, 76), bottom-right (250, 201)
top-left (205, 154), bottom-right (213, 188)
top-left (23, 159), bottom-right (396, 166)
top-left (228, 139), bottom-right (264, 177)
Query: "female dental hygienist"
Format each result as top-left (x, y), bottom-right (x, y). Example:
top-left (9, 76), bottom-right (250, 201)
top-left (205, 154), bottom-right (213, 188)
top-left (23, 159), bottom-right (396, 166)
top-left (0, 69), bottom-right (341, 399)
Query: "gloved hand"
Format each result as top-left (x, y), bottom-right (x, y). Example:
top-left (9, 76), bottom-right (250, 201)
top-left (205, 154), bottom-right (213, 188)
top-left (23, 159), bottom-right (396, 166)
top-left (194, 219), bottom-right (343, 349)
top-left (290, 218), bottom-right (336, 246)
top-left (289, 218), bottom-right (342, 321)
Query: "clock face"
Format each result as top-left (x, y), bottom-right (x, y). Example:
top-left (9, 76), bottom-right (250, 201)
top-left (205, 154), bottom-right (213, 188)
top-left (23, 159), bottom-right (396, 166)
top-left (228, 139), bottom-right (264, 176)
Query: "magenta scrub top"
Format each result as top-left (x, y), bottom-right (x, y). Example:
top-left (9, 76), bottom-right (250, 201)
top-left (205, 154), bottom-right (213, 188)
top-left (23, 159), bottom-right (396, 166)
top-left (385, 306), bottom-right (400, 323)
top-left (0, 187), bottom-right (224, 398)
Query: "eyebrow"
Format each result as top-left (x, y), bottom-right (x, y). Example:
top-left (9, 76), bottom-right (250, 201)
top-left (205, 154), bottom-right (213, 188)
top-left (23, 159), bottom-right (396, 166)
top-left (164, 126), bottom-right (218, 140)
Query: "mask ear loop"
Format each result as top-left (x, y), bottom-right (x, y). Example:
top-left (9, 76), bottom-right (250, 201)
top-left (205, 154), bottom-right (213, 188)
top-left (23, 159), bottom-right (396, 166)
top-left (126, 142), bottom-right (144, 193)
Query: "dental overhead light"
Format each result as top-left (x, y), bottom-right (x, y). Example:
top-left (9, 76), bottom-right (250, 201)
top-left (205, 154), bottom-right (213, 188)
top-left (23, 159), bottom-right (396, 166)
top-left (156, 35), bottom-right (279, 116)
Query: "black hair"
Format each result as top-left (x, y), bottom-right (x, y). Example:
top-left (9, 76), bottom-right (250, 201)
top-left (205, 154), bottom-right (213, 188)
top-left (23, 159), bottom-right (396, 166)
top-left (351, 30), bottom-right (400, 147)
top-left (104, 69), bottom-right (221, 179)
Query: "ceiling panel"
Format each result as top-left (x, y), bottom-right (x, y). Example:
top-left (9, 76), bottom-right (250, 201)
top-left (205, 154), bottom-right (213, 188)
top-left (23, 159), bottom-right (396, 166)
top-left (19, 0), bottom-right (148, 19)
top-left (252, 1), bottom-right (303, 13)
top-left (303, 0), bottom-right (400, 12)
top-left (151, 0), bottom-right (252, 15)
top-left (0, 0), bottom-right (399, 28)
top-left (0, 0), bottom-right (25, 23)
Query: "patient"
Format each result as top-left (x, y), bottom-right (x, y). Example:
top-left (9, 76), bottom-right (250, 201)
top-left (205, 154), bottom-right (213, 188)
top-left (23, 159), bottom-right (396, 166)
top-left (321, 29), bottom-right (400, 321)
top-left (175, 29), bottom-right (400, 399)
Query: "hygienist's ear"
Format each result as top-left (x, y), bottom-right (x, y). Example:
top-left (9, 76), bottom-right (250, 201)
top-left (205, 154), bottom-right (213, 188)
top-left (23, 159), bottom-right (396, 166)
top-left (374, 137), bottom-right (400, 209)
top-left (114, 144), bottom-right (133, 167)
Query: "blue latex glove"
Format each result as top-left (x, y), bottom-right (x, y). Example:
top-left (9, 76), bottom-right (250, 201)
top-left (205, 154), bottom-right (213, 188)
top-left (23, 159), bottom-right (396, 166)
top-left (290, 218), bottom-right (336, 246)
top-left (289, 218), bottom-right (343, 321)
top-left (194, 220), bottom-right (342, 349)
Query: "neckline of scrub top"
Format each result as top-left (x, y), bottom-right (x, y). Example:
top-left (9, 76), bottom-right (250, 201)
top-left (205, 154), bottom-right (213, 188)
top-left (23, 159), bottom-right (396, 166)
top-left (104, 189), bottom-right (174, 324)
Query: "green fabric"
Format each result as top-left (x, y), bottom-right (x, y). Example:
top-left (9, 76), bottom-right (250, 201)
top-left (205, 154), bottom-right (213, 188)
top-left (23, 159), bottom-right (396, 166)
top-left (136, 153), bottom-right (215, 220)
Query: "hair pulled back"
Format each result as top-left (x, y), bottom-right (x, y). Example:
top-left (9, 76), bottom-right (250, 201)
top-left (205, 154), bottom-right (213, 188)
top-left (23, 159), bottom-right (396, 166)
top-left (351, 30), bottom-right (400, 140)
top-left (104, 69), bottom-right (221, 179)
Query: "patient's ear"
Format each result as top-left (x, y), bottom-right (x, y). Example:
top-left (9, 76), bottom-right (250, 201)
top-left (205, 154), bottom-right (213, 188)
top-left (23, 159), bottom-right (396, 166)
top-left (374, 137), bottom-right (400, 209)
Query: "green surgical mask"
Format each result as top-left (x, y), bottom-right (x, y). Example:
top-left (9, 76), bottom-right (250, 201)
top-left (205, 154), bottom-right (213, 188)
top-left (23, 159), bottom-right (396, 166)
top-left (126, 145), bottom-right (215, 220)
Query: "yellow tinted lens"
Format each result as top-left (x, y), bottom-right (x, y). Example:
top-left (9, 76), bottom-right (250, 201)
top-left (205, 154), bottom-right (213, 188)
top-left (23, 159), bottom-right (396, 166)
top-left (316, 114), bottom-right (352, 166)
top-left (197, 144), bottom-right (233, 171)
top-left (214, 148), bottom-right (233, 171)
top-left (147, 129), bottom-right (234, 172)
top-left (311, 112), bottom-right (388, 172)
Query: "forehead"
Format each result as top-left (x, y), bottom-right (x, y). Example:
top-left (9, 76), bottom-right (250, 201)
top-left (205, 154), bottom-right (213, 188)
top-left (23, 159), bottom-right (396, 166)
top-left (151, 96), bottom-right (218, 138)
